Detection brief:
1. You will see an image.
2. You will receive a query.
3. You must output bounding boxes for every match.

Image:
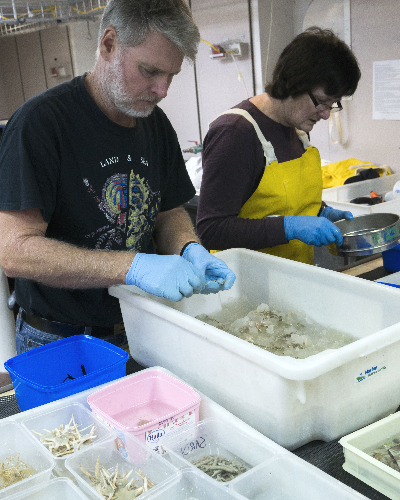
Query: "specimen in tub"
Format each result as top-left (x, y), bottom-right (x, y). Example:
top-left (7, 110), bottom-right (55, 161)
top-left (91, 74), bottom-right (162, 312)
top-left (0, 453), bottom-right (36, 489)
top-left (80, 456), bottom-right (154, 499)
top-left (369, 437), bottom-right (400, 472)
top-left (31, 414), bottom-right (97, 456)
top-left (191, 454), bottom-right (248, 481)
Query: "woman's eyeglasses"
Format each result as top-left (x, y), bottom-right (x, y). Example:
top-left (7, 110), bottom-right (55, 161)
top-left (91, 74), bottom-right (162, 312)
top-left (308, 92), bottom-right (342, 113)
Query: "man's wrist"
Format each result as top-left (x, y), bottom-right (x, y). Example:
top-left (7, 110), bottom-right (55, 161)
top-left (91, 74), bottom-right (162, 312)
top-left (180, 241), bottom-right (199, 256)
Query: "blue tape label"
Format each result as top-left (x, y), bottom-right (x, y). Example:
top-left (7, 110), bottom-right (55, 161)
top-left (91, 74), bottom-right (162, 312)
top-left (355, 364), bottom-right (387, 384)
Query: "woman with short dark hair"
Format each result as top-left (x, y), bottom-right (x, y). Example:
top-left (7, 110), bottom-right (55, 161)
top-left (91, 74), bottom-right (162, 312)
top-left (197, 27), bottom-right (361, 265)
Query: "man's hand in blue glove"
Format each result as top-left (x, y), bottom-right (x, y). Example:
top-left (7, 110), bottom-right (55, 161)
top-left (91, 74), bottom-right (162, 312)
top-left (181, 243), bottom-right (236, 294)
top-left (284, 215), bottom-right (344, 247)
top-left (320, 206), bottom-right (354, 222)
top-left (126, 254), bottom-right (205, 302)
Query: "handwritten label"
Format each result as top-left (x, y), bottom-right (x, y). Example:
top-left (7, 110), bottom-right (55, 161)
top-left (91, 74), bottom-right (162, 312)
top-left (181, 436), bottom-right (206, 456)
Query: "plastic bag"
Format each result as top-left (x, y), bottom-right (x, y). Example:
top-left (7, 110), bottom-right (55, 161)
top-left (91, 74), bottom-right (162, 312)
top-left (322, 158), bottom-right (392, 188)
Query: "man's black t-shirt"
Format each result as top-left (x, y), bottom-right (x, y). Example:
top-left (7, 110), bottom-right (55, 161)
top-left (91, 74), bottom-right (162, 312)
top-left (0, 75), bottom-right (195, 326)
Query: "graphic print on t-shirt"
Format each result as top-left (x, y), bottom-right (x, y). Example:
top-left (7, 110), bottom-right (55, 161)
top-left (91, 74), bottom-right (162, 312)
top-left (83, 171), bottom-right (160, 251)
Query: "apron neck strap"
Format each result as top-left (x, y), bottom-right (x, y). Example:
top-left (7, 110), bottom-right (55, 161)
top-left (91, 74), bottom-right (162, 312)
top-left (218, 109), bottom-right (277, 165)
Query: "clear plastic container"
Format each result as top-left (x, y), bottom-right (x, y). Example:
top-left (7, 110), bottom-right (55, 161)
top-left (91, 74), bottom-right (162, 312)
top-left (322, 173), bottom-right (400, 216)
top-left (21, 402), bottom-right (114, 478)
top-left (143, 469), bottom-right (246, 500)
top-left (65, 432), bottom-right (177, 500)
top-left (229, 454), bottom-right (368, 500)
top-left (3, 477), bottom-right (89, 500)
top-left (0, 421), bottom-right (54, 499)
top-left (161, 418), bottom-right (278, 483)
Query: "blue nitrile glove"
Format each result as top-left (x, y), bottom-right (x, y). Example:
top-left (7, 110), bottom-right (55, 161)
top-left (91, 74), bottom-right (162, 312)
top-left (182, 243), bottom-right (236, 293)
top-left (284, 215), bottom-right (344, 247)
top-left (320, 206), bottom-right (354, 222)
top-left (126, 253), bottom-right (205, 302)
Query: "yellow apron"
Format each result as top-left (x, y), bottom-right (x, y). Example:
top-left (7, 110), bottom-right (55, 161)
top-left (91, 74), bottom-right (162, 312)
top-left (219, 108), bottom-right (322, 265)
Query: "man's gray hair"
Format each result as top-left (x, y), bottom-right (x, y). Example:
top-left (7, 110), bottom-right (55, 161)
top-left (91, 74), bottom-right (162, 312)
top-left (98, 0), bottom-right (200, 62)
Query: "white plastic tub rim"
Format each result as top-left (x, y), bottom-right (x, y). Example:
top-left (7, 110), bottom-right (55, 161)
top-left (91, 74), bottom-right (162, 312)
top-left (339, 412), bottom-right (400, 499)
top-left (340, 412), bottom-right (400, 475)
top-left (109, 249), bottom-right (400, 381)
top-left (228, 453), bottom-right (370, 500)
top-left (322, 173), bottom-right (400, 202)
top-left (141, 468), bottom-right (247, 499)
top-left (3, 476), bottom-right (90, 500)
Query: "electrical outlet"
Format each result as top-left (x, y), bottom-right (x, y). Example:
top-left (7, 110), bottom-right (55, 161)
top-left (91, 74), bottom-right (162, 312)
top-left (225, 42), bottom-right (242, 57)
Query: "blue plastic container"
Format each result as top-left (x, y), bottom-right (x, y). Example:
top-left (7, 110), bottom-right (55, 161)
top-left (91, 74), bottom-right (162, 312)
top-left (382, 244), bottom-right (400, 272)
top-left (4, 335), bottom-right (129, 411)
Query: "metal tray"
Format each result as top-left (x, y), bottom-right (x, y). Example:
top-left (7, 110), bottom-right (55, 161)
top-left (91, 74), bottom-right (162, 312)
top-left (329, 213), bottom-right (400, 257)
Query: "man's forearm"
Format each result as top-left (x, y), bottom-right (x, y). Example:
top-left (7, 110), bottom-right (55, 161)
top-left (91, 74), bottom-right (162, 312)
top-left (3, 235), bottom-right (135, 288)
top-left (153, 206), bottom-right (200, 255)
top-left (0, 206), bottom-right (200, 289)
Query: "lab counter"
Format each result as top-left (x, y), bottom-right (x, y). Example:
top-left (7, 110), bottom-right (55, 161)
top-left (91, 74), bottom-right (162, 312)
top-left (0, 356), bottom-right (393, 500)
top-left (0, 256), bottom-right (396, 500)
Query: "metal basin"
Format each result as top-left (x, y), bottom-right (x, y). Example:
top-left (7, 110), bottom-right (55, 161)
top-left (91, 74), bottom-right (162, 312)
top-left (329, 213), bottom-right (400, 257)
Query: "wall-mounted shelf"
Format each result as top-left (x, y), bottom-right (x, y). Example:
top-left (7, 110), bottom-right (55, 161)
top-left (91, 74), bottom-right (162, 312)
top-left (0, 0), bottom-right (106, 36)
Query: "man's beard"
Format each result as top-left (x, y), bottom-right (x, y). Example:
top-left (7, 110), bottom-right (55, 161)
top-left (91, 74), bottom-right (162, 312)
top-left (103, 53), bottom-right (161, 118)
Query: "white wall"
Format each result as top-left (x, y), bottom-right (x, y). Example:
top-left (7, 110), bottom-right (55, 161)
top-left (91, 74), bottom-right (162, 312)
top-left (68, 19), bottom-right (100, 75)
top-left (160, 0), bottom-right (255, 158)
top-left (295, 0), bottom-right (400, 172)
top-left (0, 37), bottom-right (24, 118)
top-left (256, 0), bottom-right (295, 88)
top-left (157, 59), bottom-right (199, 161)
top-left (1, 0), bottom-right (400, 174)
top-left (15, 32), bottom-right (46, 100)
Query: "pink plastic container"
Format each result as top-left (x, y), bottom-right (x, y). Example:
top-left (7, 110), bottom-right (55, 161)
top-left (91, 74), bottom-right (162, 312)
top-left (87, 369), bottom-right (201, 455)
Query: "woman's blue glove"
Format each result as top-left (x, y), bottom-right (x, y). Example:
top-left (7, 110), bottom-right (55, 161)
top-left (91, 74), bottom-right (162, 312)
top-left (320, 206), bottom-right (354, 222)
top-left (182, 243), bottom-right (236, 293)
top-left (284, 215), bottom-right (344, 247)
top-left (126, 254), bottom-right (205, 302)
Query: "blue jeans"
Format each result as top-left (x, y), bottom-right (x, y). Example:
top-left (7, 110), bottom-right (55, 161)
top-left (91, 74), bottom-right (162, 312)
top-left (16, 309), bottom-right (129, 355)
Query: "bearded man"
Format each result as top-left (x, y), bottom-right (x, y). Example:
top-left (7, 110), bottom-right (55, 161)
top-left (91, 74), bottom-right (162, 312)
top-left (0, 0), bottom-right (235, 354)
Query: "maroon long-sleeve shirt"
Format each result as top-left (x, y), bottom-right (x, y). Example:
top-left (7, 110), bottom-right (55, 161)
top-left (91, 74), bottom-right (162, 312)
top-left (196, 99), bottom-right (321, 251)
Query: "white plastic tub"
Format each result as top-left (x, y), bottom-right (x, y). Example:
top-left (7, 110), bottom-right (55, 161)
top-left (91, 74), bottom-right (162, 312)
top-left (65, 432), bottom-right (177, 500)
top-left (0, 421), bottom-right (54, 499)
top-left (322, 173), bottom-right (400, 216)
top-left (4, 477), bottom-right (89, 500)
top-left (143, 469), bottom-right (246, 500)
top-left (110, 248), bottom-right (400, 449)
top-left (2, 366), bottom-right (371, 500)
top-left (21, 402), bottom-right (114, 478)
top-left (229, 454), bottom-right (368, 500)
top-left (339, 412), bottom-right (400, 500)
top-left (161, 418), bottom-right (277, 483)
